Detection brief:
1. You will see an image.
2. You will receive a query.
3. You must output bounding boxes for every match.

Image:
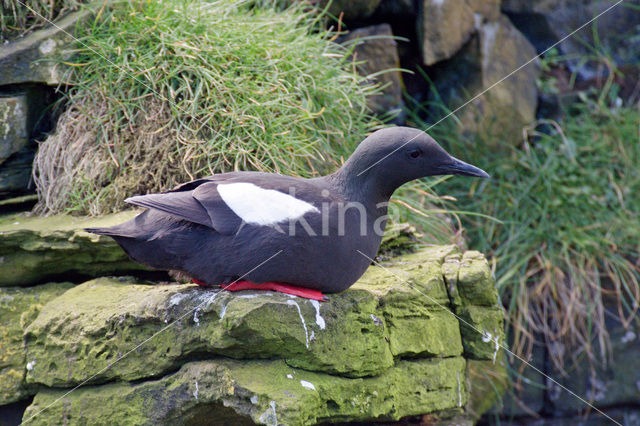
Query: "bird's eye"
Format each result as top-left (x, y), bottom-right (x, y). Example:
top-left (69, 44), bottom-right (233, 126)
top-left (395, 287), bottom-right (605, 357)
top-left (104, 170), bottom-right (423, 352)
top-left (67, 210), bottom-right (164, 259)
top-left (409, 149), bottom-right (422, 159)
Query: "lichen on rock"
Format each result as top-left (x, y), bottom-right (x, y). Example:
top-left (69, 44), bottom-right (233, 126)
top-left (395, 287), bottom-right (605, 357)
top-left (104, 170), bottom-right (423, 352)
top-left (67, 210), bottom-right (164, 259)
top-left (443, 250), bottom-right (505, 361)
top-left (0, 282), bottom-right (74, 405)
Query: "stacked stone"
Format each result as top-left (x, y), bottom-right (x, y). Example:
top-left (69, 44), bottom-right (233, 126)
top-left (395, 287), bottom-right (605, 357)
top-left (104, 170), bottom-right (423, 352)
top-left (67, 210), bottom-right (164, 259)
top-left (0, 11), bottom-right (91, 199)
top-left (0, 213), bottom-right (505, 424)
top-left (325, 0), bottom-right (540, 142)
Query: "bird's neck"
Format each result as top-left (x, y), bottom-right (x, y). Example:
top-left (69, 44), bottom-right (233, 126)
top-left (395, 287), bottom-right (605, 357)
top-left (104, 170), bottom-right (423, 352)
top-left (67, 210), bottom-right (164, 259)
top-left (328, 162), bottom-right (399, 206)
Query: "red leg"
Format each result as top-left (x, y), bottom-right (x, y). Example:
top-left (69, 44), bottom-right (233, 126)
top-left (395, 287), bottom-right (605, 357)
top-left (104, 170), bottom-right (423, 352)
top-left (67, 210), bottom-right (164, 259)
top-left (221, 281), bottom-right (327, 301)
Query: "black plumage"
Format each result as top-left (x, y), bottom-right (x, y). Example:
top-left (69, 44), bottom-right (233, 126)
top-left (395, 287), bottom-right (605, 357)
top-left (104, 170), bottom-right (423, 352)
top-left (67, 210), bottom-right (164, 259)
top-left (86, 127), bottom-right (488, 293)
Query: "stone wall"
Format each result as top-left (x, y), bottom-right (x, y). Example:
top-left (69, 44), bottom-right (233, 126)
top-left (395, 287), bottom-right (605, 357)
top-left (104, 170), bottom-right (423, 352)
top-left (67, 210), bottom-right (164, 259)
top-left (0, 10), bottom-right (88, 199)
top-left (0, 213), bottom-right (505, 424)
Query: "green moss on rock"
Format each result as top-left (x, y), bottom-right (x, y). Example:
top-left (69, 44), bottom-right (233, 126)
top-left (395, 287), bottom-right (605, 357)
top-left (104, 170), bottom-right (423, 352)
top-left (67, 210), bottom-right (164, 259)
top-left (0, 282), bottom-right (73, 404)
top-left (458, 306), bottom-right (504, 361)
top-left (384, 307), bottom-right (463, 358)
top-left (0, 211), bottom-right (148, 286)
top-left (457, 251), bottom-right (500, 306)
top-left (23, 357), bottom-right (467, 426)
top-left (13, 244), bottom-right (505, 423)
top-left (442, 251), bottom-right (504, 361)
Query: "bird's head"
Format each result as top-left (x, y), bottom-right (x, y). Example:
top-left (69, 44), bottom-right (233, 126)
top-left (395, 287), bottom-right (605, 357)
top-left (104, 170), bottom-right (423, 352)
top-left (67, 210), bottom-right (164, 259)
top-left (341, 127), bottom-right (489, 198)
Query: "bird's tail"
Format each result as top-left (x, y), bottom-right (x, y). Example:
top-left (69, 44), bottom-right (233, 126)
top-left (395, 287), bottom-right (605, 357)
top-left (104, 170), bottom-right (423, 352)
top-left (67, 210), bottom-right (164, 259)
top-left (84, 225), bottom-right (137, 238)
top-left (85, 227), bottom-right (114, 236)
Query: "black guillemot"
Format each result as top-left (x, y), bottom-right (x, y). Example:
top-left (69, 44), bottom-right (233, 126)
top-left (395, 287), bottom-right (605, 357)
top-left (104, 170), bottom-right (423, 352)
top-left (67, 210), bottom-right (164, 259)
top-left (86, 127), bottom-right (488, 301)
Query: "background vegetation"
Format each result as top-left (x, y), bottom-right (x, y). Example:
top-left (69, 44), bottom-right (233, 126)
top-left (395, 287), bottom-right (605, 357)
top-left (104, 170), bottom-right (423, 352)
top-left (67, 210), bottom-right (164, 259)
top-left (410, 51), bottom-right (640, 373)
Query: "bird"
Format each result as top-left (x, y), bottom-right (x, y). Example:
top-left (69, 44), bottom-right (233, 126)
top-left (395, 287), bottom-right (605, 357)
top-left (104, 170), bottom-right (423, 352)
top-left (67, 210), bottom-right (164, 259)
top-left (85, 127), bottom-right (489, 301)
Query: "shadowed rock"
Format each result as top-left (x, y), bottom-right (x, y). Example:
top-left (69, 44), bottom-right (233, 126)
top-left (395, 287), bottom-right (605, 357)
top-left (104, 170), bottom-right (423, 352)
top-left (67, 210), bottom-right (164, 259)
top-left (419, 0), bottom-right (475, 65)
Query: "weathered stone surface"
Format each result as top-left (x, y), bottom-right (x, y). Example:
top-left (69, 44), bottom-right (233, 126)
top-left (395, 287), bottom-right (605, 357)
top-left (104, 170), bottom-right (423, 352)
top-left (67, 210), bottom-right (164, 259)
top-left (0, 86), bottom-right (54, 199)
top-left (0, 282), bottom-right (74, 405)
top-left (461, 15), bottom-right (539, 141)
top-left (465, 0), bottom-right (501, 21)
top-left (457, 305), bottom-right (503, 360)
top-left (0, 89), bottom-right (35, 198)
top-left (23, 276), bottom-right (392, 385)
top-left (432, 14), bottom-right (539, 143)
top-left (0, 92), bottom-right (30, 164)
top-left (0, 10), bottom-right (89, 86)
top-left (342, 24), bottom-right (405, 118)
top-left (23, 357), bottom-right (467, 426)
top-left (0, 148), bottom-right (35, 198)
top-left (0, 210), bottom-right (149, 286)
top-left (502, 0), bottom-right (640, 77)
top-left (419, 0), bottom-right (475, 65)
top-left (443, 251), bottom-right (504, 360)
top-left (444, 250), bottom-right (499, 307)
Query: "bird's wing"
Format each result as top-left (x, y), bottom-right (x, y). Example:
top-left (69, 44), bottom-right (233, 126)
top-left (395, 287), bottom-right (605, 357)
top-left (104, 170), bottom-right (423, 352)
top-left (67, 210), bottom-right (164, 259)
top-left (125, 174), bottom-right (323, 235)
top-left (193, 180), bottom-right (320, 229)
top-left (125, 184), bottom-right (242, 235)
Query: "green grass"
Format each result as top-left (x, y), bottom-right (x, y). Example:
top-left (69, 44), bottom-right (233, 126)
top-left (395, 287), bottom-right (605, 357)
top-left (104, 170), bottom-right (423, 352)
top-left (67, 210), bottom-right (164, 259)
top-left (34, 0), bottom-right (382, 215)
top-left (420, 70), bottom-right (640, 371)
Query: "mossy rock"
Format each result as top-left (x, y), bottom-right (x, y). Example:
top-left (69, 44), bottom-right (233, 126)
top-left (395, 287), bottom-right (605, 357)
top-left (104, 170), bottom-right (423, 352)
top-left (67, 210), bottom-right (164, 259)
top-left (10, 244), bottom-right (505, 423)
top-left (0, 282), bottom-right (73, 404)
top-left (0, 211), bottom-right (148, 286)
top-left (443, 250), bottom-right (500, 307)
top-left (442, 251), bottom-right (505, 360)
top-left (23, 357), bottom-right (467, 425)
top-left (457, 306), bottom-right (504, 361)
top-left (23, 247), bottom-right (461, 387)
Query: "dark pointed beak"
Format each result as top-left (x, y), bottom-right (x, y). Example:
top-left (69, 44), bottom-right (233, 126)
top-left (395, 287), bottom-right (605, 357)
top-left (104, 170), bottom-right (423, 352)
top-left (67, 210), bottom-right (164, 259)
top-left (439, 158), bottom-right (490, 178)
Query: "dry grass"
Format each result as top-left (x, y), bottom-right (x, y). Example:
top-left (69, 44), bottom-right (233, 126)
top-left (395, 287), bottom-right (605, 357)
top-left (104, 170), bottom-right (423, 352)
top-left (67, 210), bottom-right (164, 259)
top-left (1, 0), bottom-right (88, 40)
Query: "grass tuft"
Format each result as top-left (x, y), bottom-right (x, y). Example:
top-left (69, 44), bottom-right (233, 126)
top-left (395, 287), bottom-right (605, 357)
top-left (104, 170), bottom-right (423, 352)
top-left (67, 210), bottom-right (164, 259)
top-left (34, 0), bottom-right (380, 215)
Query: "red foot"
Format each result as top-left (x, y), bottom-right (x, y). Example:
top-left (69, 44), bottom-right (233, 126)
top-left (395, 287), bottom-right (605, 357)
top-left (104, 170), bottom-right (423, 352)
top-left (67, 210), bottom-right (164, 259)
top-left (222, 281), bottom-right (327, 301)
top-left (192, 278), bottom-right (208, 287)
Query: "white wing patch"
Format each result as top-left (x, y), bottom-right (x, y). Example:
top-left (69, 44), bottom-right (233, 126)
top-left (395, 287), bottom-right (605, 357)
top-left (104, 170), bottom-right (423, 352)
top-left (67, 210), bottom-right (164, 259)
top-left (217, 182), bottom-right (320, 226)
